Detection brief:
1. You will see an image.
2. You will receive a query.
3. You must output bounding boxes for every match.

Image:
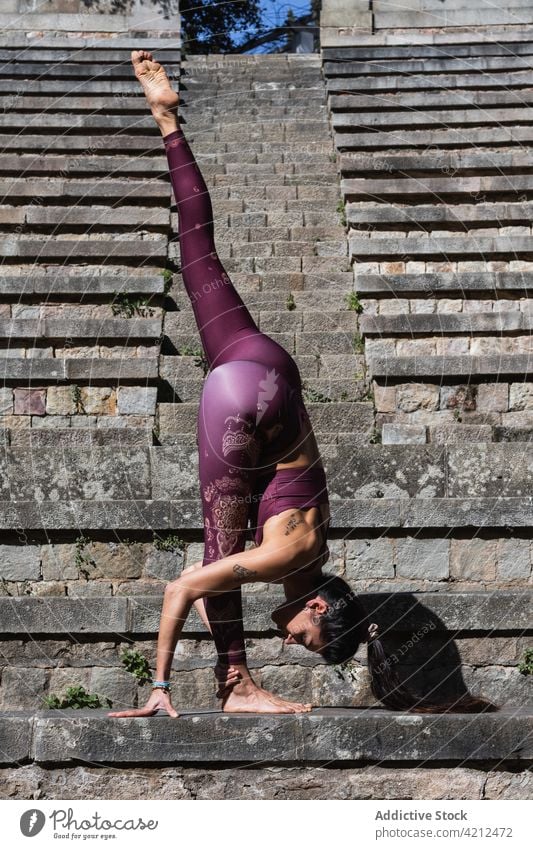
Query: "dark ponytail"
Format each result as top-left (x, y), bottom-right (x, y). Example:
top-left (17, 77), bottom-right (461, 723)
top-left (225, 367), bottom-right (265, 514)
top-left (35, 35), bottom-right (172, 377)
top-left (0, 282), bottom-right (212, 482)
top-left (366, 630), bottom-right (499, 714)
top-left (315, 576), bottom-right (500, 714)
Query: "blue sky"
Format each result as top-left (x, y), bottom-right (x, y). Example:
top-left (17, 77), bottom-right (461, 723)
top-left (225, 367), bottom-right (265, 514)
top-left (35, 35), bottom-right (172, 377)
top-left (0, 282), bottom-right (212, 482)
top-left (238, 0), bottom-right (313, 52)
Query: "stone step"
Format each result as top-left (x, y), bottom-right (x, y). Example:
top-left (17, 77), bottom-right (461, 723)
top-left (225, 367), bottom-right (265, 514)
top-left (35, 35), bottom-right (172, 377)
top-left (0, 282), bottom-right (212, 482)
top-left (2, 427), bottom-right (153, 448)
top-left (0, 357), bottom-right (158, 382)
top-left (334, 107), bottom-right (532, 131)
top-left (343, 175), bottom-right (533, 200)
top-left (377, 0), bottom-right (530, 9)
top-left (0, 495), bottom-right (531, 530)
top-left (0, 238), bottom-right (167, 264)
top-left (0, 61), bottom-right (181, 79)
top-left (335, 125), bottom-right (533, 150)
top-left (157, 401), bottom-right (373, 438)
top-left (0, 47), bottom-right (180, 63)
top-left (355, 270), bottom-right (533, 295)
top-left (324, 56), bottom-right (533, 78)
top-left (321, 26), bottom-right (533, 47)
top-left (349, 236), bottom-right (533, 261)
top-left (373, 8), bottom-right (533, 28)
top-left (2, 708), bottom-right (530, 771)
top-left (0, 178), bottom-right (168, 202)
top-left (0, 13), bottom-right (181, 34)
top-left (369, 354), bottom-right (533, 380)
top-left (2, 113), bottom-right (156, 131)
top-left (0, 153), bottom-right (168, 175)
top-left (0, 134), bottom-right (164, 153)
top-left (360, 311), bottom-right (533, 335)
top-left (322, 41), bottom-right (533, 61)
top-left (0, 36), bottom-right (182, 49)
top-left (331, 88), bottom-right (533, 114)
top-left (0, 318), bottom-right (161, 341)
top-left (327, 70), bottom-right (533, 93)
top-left (0, 205), bottom-right (169, 230)
top-left (0, 271), bottom-right (167, 297)
top-left (341, 148), bottom-right (533, 175)
top-left (347, 201), bottom-right (533, 230)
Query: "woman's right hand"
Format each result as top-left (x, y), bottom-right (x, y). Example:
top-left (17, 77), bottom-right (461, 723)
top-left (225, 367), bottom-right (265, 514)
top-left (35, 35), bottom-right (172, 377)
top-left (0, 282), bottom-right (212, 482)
top-left (107, 687), bottom-right (179, 719)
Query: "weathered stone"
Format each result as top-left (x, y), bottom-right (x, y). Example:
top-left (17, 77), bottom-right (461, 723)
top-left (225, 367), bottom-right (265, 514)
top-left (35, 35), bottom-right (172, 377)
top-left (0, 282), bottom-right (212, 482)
top-left (345, 538), bottom-right (395, 579)
top-left (497, 539), bottom-right (532, 580)
top-left (0, 544), bottom-right (40, 580)
top-left (117, 386), bottom-right (157, 415)
top-left (46, 386), bottom-right (77, 415)
top-left (395, 537), bottom-right (449, 580)
top-left (477, 383), bottom-right (509, 412)
top-left (397, 383), bottom-right (439, 413)
top-left (0, 667), bottom-right (47, 709)
top-left (13, 388), bottom-right (46, 415)
top-left (510, 383), bottom-right (533, 410)
top-left (450, 539), bottom-right (498, 582)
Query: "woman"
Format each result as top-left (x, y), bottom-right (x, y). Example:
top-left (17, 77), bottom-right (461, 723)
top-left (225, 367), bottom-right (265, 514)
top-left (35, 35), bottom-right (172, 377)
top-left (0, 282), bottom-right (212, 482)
top-left (108, 52), bottom-right (498, 719)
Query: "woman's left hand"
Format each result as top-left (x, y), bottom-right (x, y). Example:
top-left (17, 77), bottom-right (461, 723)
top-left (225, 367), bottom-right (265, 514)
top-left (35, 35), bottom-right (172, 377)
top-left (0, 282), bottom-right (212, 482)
top-left (214, 663), bottom-right (242, 699)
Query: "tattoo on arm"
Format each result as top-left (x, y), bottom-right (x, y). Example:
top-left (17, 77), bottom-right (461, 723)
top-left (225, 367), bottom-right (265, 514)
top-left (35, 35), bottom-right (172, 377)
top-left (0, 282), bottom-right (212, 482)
top-left (232, 563), bottom-right (257, 579)
top-left (284, 514), bottom-right (305, 536)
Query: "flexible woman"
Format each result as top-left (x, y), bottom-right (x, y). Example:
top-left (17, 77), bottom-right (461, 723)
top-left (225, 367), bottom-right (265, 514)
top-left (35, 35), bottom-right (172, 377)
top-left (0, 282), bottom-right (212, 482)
top-left (108, 52), bottom-right (499, 718)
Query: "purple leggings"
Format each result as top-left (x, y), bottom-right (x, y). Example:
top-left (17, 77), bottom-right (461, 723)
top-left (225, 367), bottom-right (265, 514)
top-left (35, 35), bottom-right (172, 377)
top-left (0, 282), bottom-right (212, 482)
top-left (163, 125), bottom-right (306, 667)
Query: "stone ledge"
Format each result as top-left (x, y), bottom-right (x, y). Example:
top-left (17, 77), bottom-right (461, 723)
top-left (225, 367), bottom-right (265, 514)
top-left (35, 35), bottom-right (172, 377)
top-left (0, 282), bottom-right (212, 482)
top-left (0, 591), bottom-right (528, 636)
top-left (0, 706), bottom-right (530, 765)
top-left (355, 271), bottom-right (533, 294)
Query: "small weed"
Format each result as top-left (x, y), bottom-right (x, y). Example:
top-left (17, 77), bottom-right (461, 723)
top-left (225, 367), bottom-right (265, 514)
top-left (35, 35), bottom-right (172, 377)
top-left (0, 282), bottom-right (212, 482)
top-left (74, 534), bottom-right (96, 579)
top-left (329, 151), bottom-right (337, 163)
top-left (369, 427), bottom-right (381, 444)
top-left (161, 268), bottom-right (173, 295)
top-left (112, 290), bottom-right (154, 318)
top-left (334, 659), bottom-right (359, 682)
top-left (353, 332), bottom-right (365, 353)
top-left (120, 648), bottom-right (153, 686)
top-left (71, 384), bottom-right (85, 414)
top-left (153, 532), bottom-right (187, 554)
top-left (302, 385), bottom-right (332, 403)
top-left (336, 198), bottom-right (346, 227)
top-left (42, 685), bottom-right (111, 710)
top-left (518, 648), bottom-right (533, 676)
top-left (177, 344), bottom-right (209, 376)
top-left (453, 409), bottom-right (463, 423)
top-left (345, 291), bottom-right (364, 313)
top-left (360, 388), bottom-right (374, 402)
top-left (286, 293), bottom-right (296, 311)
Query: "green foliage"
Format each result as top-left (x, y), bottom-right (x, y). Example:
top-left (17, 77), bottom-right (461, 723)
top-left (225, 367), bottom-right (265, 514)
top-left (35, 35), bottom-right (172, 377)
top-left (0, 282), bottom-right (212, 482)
top-left (161, 268), bottom-right (173, 296)
top-left (336, 199), bottom-right (346, 227)
top-left (120, 649), bottom-right (153, 686)
top-left (334, 659), bottom-right (359, 682)
top-left (70, 384), bottom-right (85, 415)
top-left (177, 344), bottom-right (209, 376)
top-left (345, 291), bottom-right (364, 313)
top-left (302, 385), bottom-right (332, 403)
top-left (74, 534), bottom-right (96, 578)
top-left (111, 290), bottom-right (154, 318)
top-left (518, 648), bottom-right (533, 675)
top-left (286, 293), bottom-right (296, 311)
top-left (369, 427), bottom-right (381, 444)
top-left (42, 684), bottom-right (111, 710)
top-left (153, 532), bottom-right (186, 554)
top-left (353, 332), bottom-right (365, 353)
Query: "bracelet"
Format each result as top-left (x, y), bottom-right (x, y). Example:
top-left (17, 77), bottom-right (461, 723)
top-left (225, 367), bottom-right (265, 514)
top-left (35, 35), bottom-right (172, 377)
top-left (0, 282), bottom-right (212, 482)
top-left (152, 680), bottom-right (171, 691)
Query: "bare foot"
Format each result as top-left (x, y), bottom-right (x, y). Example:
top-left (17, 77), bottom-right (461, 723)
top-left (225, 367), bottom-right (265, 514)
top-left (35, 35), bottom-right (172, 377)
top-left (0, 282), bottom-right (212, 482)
top-left (222, 683), bottom-right (312, 714)
top-left (131, 49), bottom-right (179, 128)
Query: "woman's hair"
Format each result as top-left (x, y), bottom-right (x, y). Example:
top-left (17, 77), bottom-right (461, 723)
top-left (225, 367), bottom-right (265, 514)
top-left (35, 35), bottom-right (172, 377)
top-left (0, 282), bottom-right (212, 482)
top-left (314, 575), bottom-right (499, 714)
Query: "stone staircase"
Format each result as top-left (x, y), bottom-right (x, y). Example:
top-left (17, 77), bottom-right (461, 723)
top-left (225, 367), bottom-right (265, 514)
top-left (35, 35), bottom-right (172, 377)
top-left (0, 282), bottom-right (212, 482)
top-left (0, 3), bottom-right (531, 800)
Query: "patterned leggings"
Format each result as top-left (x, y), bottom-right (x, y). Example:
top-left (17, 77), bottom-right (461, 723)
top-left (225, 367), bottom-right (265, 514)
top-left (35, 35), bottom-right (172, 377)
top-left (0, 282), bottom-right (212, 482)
top-left (163, 125), bottom-right (304, 667)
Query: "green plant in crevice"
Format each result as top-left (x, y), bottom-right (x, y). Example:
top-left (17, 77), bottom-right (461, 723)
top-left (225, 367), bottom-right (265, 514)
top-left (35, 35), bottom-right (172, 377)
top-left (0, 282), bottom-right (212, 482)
top-left (71, 384), bottom-right (85, 414)
top-left (369, 427), bottom-right (381, 444)
top-left (153, 532), bottom-right (187, 554)
top-left (302, 384), bottom-right (332, 403)
top-left (161, 268), bottom-right (173, 296)
top-left (360, 387), bottom-right (374, 403)
top-left (334, 658), bottom-right (359, 683)
top-left (453, 409), bottom-right (463, 423)
top-left (177, 343), bottom-right (209, 376)
top-left (345, 291), bottom-right (364, 314)
top-left (42, 684), bottom-right (111, 710)
top-left (74, 534), bottom-right (96, 578)
top-left (286, 292), bottom-right (296, 311)
top-left (120, 648), bottom-right (153, 686)
top-left (518, 648), bottom-right (533, 676)
top-left (111, 290), bottom-right (154, 318)
top-left (353, 332), bottom-right (365, 353)
top-left (336, 198), bottom-right (346, 227)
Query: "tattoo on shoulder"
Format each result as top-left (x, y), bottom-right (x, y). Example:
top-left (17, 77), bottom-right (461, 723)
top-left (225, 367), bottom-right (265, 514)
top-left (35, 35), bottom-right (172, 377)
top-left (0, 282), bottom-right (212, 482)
top-left (232, 563), bottom-right (257, 578)
top-left (284, 514), bottom-right (305, 536)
